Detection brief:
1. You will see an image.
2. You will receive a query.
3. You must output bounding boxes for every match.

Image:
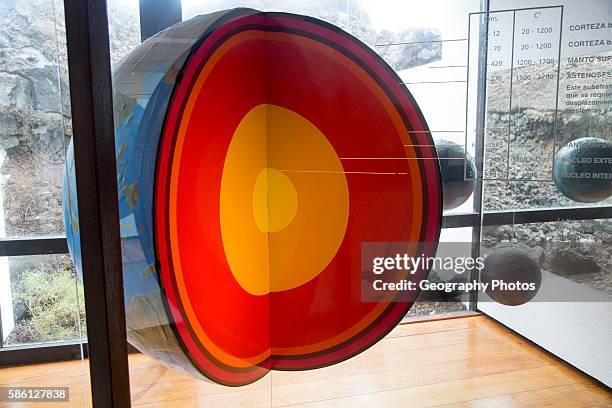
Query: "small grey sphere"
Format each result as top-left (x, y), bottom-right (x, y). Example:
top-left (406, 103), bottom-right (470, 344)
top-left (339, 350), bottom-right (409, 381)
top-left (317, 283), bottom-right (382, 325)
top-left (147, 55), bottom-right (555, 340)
top-left (481, 246), bottom-right (542, 306)
top-left (553, 137), bottom-right (612, 203)
top-left (435, 140), bottom-right (476, 210)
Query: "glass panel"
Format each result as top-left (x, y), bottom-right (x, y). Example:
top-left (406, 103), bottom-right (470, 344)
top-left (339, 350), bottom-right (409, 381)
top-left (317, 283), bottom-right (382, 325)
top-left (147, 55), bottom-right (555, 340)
top-left (480, 0), bottom-right (612, 211)
top-left (0, 0), bottom-right (91, 406)
top-left (0, 0), bottom-right (90, 405)
top-left (1, 255), bottom-right (90, 407)
top-left (0, 0), bottom-right (138, 240)
top-left (108, 0), bottom-right (141, 65)
top-left (3, 254), bottom-right (84, 346)
top-left (406, 227), bottom-right (473, 319)
top-left (477, 0), bottom-right (611, 387)
top-left (0, 0), bottom-right (71, 238)
top-left (0, 0), bottom-right (85, 343)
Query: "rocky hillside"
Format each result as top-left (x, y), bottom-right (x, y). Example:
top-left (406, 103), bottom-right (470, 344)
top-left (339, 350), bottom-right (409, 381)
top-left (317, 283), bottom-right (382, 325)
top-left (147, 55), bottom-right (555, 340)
top-left (0, 0), bottom-right (139, 237)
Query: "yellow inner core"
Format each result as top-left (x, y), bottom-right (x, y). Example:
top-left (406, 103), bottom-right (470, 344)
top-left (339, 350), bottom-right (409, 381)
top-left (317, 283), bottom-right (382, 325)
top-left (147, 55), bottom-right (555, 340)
top-left (253, 168), bottom-right (298, 233)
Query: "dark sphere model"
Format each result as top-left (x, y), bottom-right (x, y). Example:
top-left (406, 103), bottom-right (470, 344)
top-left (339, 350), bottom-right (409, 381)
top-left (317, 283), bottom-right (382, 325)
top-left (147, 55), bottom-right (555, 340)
top-left (553, 137), bottom-right (612, 203)
top-left (481, 246), bottom-right (542, 306)
top-left (435, 140), bottom-right (476, 210)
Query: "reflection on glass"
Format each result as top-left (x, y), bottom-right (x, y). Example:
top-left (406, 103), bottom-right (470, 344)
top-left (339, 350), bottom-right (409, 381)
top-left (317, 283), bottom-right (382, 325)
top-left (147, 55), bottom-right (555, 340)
top-left (483, 218), bottom-right (611, 297)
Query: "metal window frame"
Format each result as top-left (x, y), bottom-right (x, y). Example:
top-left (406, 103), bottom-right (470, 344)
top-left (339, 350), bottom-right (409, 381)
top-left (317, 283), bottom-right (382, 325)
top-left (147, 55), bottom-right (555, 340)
top-left (466, 0), bottom-right (491, 311)
top-left (0, 342), bottom-right (87, 367)
top-left (61, 0), bottom-right (132, 405)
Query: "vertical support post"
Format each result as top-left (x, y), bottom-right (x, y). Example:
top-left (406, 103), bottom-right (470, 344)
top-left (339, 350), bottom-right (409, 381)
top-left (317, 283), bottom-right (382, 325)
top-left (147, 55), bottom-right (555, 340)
top-left (139, 0), bottom-right (182, 41)
top-left (506, 11), bottom-right (516, 177)
top-left (63, 0), bottom-right (131, 406)
top-left (469, 0), bottom-right (491, 311)
top-left (551, 6), bottom-right (564, 176)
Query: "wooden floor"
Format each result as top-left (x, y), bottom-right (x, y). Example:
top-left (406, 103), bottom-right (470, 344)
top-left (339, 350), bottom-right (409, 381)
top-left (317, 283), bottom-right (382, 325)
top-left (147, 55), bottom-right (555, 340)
top-left (1, 315), bottom-right (610, 407)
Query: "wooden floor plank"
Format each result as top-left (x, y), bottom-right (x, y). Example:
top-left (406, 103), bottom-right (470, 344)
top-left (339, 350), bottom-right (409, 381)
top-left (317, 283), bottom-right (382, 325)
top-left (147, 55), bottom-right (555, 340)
top-left (1, 315), bottom-right (608, 408)
top-left (283, 365), bottom-right (590, 408)
top-left (435, 382), bottom-right (612, 408)
top-left (387, 315), bottom-right (486, 338)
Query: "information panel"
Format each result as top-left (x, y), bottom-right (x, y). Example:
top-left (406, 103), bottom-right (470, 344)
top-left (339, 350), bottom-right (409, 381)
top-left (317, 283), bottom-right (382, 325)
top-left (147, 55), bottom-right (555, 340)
top-left (466, 4), bottom-right (611, 190)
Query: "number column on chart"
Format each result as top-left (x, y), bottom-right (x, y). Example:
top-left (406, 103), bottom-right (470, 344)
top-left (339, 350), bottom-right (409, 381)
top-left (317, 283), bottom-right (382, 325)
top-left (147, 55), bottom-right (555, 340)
top-left (482, 11), bottom-right (514, 181)
top-left (508, 7), bottom-right (563, 181)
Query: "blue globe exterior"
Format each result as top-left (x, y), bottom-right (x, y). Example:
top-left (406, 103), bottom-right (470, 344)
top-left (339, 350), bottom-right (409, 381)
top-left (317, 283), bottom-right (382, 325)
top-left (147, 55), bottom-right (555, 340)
top-left (62, 144), bottom-right (81, 278)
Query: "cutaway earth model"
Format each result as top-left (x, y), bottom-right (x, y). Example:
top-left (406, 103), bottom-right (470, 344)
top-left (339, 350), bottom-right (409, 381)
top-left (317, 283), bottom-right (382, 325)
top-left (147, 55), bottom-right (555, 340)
top-left (63, 9), bottom-right (442, 385)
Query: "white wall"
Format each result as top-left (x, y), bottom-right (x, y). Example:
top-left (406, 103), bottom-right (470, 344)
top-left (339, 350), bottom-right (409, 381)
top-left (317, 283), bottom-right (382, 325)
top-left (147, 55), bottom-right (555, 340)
top-left (479, 273), bottom-right (612, 387)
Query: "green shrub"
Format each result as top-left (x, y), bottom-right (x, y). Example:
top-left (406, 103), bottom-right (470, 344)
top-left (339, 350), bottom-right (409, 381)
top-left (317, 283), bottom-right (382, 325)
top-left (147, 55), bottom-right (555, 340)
top-left (12, 266), bottom-right (86, 343)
